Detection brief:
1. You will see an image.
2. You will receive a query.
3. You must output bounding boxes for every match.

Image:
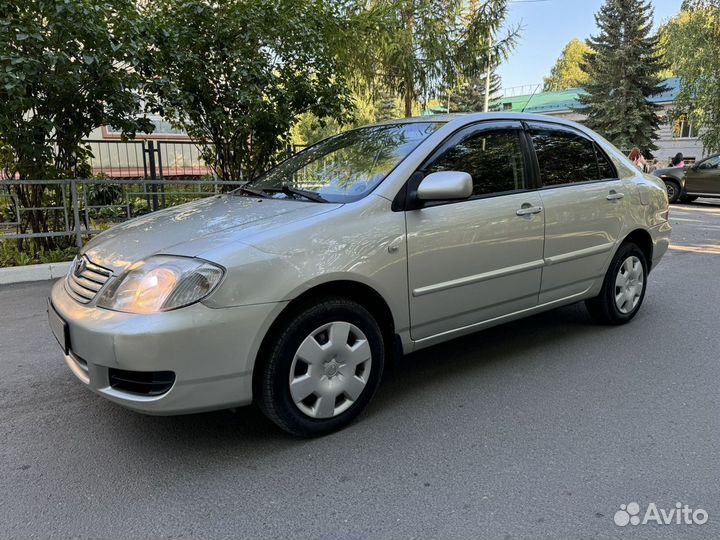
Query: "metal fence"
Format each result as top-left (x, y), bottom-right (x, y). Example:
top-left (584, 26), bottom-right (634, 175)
top-left (84, 139), bottom-right (213, 180)
top-left (0, 178), bottom-right (245, 248)
top-left (0, 138), bottom-right (309, 250)
top-left (83, 139), bottom-right (303, 180)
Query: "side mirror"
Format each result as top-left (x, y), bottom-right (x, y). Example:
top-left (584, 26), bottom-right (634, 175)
top-left (416, 171), bottom-right (473, 201)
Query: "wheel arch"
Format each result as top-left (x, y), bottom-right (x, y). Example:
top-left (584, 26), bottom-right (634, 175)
top-left (252, 279), bottom-right (400, 389)
top-left (621, 228), bottom-right (654, 272)
top-left (658, 174), bottom-right (685, 190)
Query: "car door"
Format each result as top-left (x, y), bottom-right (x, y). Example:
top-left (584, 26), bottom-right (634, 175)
top-left (526, 122), bottom-right (626, 304)
top-left (405, 121), bottom-right (545, 341)
top-left (685, 155), bottom-right (720, 195)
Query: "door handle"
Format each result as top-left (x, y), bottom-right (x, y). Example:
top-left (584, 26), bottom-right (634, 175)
top-left (606, 191), bottom-right (625, 201)
top-left (516, 205), bottom-right (543, 216)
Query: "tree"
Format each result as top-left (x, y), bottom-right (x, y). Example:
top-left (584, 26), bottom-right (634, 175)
top-left (543, 38), bottom-right (593, 91)
top-left (368, 0), bottom-right (518, 117)
top-left (143, 0), bottom-right (353, 181)
top-left (661, 0), bottom-right (720, 153)
top-left (0, 0), bottom-right (153, 247)
top-left (291, 89), bottom-right (402, 147)
top-left (577, 0), bottom-right (666, 153)
top-left (441, 71), bottom-right (502, 113)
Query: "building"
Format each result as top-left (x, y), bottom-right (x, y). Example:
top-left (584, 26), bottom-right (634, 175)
top-left (495, 77), bottom-right (705, 163)
top-left (86, 113), bottom-right (210, 179)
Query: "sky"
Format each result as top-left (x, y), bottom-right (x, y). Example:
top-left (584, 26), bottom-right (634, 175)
top-left (496, 0), bottom-right (684, 91)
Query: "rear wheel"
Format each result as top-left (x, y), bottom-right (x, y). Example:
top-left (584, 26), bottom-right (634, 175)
top-left (663, 179), bottom-right (681, 203)
top-left (585, 242), bottom-right (648, 325)
top-left (255, 297), bottom-right (384, 437)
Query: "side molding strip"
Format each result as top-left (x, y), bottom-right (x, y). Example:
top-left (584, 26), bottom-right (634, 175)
top-left (412, 241), bottom-right (615, 298)
top-left (412, 259), bottom-right (545, 297)
top-left (544, 241), bottom-right (614, 265)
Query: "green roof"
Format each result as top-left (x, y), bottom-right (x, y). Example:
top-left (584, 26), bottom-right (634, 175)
top-left (496, 77), bottom-right (681, 114)
top-left (497, 87), bottom-right (586, 113)
top-left (424, 77), bottom-right (682, 116)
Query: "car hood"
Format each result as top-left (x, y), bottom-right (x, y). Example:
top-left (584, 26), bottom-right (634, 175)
top-left (82, 195), bottom-right (340, 273)
top-left (653, 166), bottom-right (686, 179)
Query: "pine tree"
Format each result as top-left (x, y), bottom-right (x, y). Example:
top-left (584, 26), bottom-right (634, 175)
top-left (441, 71), bottom-right (502, 113)
top-left (578, 0), bottom-right (666, 153)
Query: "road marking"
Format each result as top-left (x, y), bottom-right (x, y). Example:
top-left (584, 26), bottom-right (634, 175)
top-left (672, 206), bottom-right (720, 215)
top-left (669, 244), bottom-right (720, 255)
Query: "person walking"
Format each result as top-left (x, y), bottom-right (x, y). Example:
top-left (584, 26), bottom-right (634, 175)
top-left (671, 152), bottom-right (685, 168)
top-left (628, 147), bottom-right (647, 172)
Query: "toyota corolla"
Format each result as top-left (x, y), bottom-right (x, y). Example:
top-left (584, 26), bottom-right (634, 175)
top-left (48, 113), bottom-right (671, 436)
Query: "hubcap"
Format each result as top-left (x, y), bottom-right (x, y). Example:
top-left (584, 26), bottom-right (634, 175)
top-left (289, 321), bottom-right (372, 419)
top-left (614, 255), bottom-right (644, 314)
top-left (666, 183), bottom-right (676, 198)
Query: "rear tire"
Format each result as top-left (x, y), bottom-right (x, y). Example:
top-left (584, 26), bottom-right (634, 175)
top-left (585, 242), bottom-right (648, 325)
top-left (663, 179), bottom-right (681, 203)
top-left (255, 297), bottom-right (384, 437)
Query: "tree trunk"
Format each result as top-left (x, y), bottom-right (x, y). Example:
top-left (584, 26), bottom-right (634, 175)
top-left (404, 91), bottom-right (413, 118)
top-left (403, 0), bottom-right (415, 118)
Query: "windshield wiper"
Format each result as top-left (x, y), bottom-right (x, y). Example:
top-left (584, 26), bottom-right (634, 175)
top-left (264, 186), bottom-right (328, 203)
top-left (232, 185), bottom-right (269, 198)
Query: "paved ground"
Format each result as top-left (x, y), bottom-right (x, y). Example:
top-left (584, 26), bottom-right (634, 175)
top-left (1, 200), bottom-right (719, 540)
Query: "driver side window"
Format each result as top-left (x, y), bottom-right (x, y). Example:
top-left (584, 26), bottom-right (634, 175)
top-left (698, 156), bottom-right (720, 170)
top-left (425, 129), bottom-right (527, 197)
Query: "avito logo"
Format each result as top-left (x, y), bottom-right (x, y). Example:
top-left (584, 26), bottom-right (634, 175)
top-left (614, 502), bottom-right (708, 526)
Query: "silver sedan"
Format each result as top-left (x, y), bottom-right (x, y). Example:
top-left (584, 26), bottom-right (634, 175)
top-left (49, 113), bottom-right (671, 436)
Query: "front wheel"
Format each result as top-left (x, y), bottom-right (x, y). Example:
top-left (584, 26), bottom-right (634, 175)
top-left (585, 242), bottom-right (648, 325)
top-left (255, 297), bottom-right (385, 437)
top-left (663, 179), bottom-right (681, 203)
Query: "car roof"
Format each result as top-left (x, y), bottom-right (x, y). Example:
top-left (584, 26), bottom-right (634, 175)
top-left (372, 112), bottom-right (593, 134)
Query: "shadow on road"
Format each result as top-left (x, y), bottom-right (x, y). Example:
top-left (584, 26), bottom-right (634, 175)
top-left (97, 300), bottom-right (607, 451)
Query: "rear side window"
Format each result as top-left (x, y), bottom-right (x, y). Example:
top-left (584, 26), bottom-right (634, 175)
top-left (425, 129), bottom-right (527, 196)
top-left (529, 127), bottom-right (604, 186)
top-left (595, 145), bottom-right (616, 179)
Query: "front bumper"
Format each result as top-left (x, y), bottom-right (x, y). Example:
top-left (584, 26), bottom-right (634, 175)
top-left (49, 279), bottom-right (285, 415)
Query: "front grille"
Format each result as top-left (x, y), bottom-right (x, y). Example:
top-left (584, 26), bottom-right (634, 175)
top-left (108, 368), bottom-right (176, 396)
top-left (65, 256), bottom-right (112, 304)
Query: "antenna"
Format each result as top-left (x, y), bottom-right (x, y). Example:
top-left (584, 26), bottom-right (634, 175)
top-left (520, 83), bottom-right (542, 113)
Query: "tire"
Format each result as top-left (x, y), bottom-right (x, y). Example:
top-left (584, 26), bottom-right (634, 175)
top-left (680, 194), bottom-right (698, 203)
top-left (585, 242), bottom-right (648, 325)
top-left (255, 297), bottom-right (384, 437)
top-left (663, 179), bottom-right (681, 203)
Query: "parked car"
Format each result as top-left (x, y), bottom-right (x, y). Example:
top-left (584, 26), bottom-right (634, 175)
top-left (48, 113), bottom-right (671, 437)
top-left (653, 153), bottom-right (720, 203)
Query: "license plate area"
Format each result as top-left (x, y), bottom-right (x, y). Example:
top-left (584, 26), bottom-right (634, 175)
top-left (47, 299), bottom-right (70, 355)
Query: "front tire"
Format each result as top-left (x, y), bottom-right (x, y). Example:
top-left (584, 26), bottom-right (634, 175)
top-left (255, 297), bottom-right (384, 437)
top-left (663, 179), bottom-right (681, 203)
top-left (585, 242), bottom-right (648, 325)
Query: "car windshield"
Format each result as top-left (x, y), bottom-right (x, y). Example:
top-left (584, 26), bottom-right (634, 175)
top-left (245, 122), bottom-right (443, 203)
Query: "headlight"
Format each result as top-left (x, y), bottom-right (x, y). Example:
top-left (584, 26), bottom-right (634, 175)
top-left (97, 256), bottom-right (224, 314)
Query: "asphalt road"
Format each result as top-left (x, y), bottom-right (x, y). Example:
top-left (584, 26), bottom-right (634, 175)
top-left (1, 200), bottom-right (719, 540)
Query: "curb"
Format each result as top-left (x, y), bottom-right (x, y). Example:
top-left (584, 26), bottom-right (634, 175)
top-left (0, 261), bottom-right (72, 285)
